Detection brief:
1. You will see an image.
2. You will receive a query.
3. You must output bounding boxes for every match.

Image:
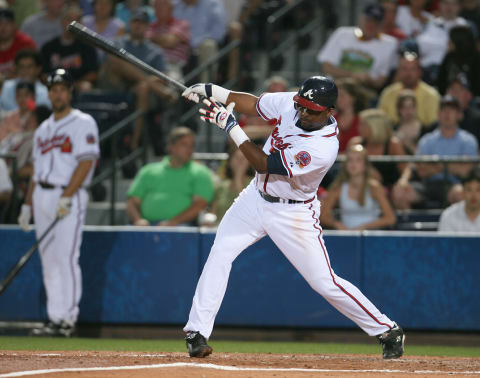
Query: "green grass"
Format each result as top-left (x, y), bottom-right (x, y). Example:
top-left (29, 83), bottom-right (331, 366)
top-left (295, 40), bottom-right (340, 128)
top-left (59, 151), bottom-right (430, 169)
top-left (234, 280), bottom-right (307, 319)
top-left (1, 337), bottom-right (479, 357)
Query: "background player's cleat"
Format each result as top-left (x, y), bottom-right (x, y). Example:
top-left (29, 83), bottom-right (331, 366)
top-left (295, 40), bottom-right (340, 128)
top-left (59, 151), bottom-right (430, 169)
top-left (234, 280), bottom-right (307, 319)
top-left (377, 323), bottom-right (405, 359)
top-left (31, 321), bottom-right (76, 337)
top-left (185, 331), bottom-right (213, 357)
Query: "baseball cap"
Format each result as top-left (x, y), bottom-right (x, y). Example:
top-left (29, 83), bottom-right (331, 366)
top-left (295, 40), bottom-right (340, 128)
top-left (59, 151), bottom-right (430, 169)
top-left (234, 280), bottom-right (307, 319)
top-left (440, 94), bottom-right (460, 109)
top-left (131, 8), bottom-right (149, 23)
top-left (0, 8), bottom-right (15, 21)
top-left (448, 73), bottom-right (471, 91)
top-left (363, 3), bottom-right (385, 22)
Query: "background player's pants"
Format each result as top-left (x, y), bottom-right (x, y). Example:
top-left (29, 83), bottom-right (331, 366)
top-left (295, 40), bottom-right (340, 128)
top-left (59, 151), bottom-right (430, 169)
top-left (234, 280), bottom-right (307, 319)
top-left (33, 186), bottom-right (88, 325)
top-left (184, 182), bottom-right (394, 339)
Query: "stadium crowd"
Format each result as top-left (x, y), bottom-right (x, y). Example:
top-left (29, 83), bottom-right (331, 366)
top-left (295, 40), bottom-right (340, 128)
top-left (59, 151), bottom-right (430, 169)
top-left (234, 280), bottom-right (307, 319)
top-left (0, 0), bottom-right (479, 232)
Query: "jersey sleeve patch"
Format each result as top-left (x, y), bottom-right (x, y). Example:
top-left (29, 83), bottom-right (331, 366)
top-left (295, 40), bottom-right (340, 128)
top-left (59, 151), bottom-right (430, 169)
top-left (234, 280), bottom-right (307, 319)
top-left (86, 133), bottom-right (96, 144)
top-left (294, 151), bottom-right (311, 168)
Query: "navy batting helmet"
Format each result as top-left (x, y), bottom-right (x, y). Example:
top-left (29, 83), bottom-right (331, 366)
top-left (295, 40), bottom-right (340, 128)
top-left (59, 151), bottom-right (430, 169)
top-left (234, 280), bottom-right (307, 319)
top-left (47, 68), bottom-right (73, 89)
top-left (293, 76), bottom-right (338, 111)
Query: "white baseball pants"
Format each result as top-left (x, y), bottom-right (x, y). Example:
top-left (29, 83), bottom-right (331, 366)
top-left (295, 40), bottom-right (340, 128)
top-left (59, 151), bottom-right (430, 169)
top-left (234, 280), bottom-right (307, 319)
top-left (33, 185), bottom-right (87, 325)
top-left (184, 182), bottom-right (394, 338)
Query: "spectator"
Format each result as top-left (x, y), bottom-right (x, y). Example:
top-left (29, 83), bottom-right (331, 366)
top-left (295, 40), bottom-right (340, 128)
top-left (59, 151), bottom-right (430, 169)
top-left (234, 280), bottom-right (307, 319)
top-left (459, 0), bottom-right (480, 38)
top-left (395, 0), bottom-right (433, 37)
top-left (348, 108), bottom-right (406, 188)
top-left (115, 0), bottom-right (155, 26)
top-left (436, 25), bottom-right (480, 96)
top-left (378, 51), bottom-right (440, 128)
top-left (416, 0), bottom-right (469, 84)
top-left (173, 0), bottom-right (227, 83)
top-left (334, 77), bottom-right (370, 153)
top-left (147, 0), bottom-right (190, 82)
top-left (126, 127), bottom-right (215, 226)
top-left (0, 80), bottom-right (35, 142)
top-left (41, 4), bottom-right (99, 93)
top-left (321, 144), bottom-right (396, 230)
top-left (82, 0), bottom-right (125, 64)
top-left (101, 8), bottom-right (176, 151)
top-left (393, 89), bottom-right (424, 154)
top-left (9, 0), bottom-right (40, 26)
top-left (438, 166), bottom-right (480, 232)
top-left (317, 3), bottom-right (398, 91)
top-left (201, 145), bottom-right (254, 226)
top-left (380, 0), bottom-right (408, 41)
top-left (446, 73), bottom-right (480, 144)
top-left (392, 95), bottom-right (478, 209)
top-left (0, 8), bottom-right (36, 79)
top-left (0, 49), bottom-right (50, 113)
top-left (20, 0), bottom-right (64, 49)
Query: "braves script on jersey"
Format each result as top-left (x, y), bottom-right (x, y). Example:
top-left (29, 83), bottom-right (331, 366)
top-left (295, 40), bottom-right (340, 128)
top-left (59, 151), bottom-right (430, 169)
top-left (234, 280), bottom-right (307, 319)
top-left (255, 92), bottom-right (339, 200)
top-left (184, 92), bottom-right (395, 340)
top-left (32, 109), bottom-right (99, 325)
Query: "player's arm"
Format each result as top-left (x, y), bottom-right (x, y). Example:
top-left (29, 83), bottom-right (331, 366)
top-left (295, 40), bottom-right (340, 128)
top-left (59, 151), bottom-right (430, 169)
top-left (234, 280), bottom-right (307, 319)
top-left (182, 83), bottom-right (259, 116)
top-left (62, 160), bottom-right (94, 197)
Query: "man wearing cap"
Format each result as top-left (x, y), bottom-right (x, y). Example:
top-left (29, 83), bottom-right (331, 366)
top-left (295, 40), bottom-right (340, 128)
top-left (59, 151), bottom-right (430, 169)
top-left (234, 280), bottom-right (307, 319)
top-left (101, 8), bottom-right (176, 151)
top-left (0, 8), bottom-right (36, 78)
top-left (317, 3), bottom-right (398, 91)
top-left (393, 94), bottom-right (478, 209)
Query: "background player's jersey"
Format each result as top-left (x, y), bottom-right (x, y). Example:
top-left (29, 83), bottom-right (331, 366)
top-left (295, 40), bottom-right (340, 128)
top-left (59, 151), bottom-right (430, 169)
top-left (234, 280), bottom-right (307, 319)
top-left (33, 109), bottom-right (100, 187)
top-left (255, 92), bottom-right (339, 200)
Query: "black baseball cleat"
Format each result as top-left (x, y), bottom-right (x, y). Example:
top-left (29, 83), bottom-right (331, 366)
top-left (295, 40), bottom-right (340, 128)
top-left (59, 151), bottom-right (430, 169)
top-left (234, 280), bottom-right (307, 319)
top-left (30, 321), bottom-right (76, 337)
top-left (185, 331), bottom-right (213, 357)
top-left (377, 323), bottom-right (405, 359)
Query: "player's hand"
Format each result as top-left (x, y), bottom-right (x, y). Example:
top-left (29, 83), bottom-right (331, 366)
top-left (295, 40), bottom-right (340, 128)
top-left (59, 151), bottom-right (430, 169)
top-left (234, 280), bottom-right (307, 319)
top-left (56, 197), bottom-right (72, 219)
top-left (199, 98), bottom-right (238, 133)
top-left (182, 83), bottom-right (230, 104)
top-left (18, 204), bottom-right (32, 231)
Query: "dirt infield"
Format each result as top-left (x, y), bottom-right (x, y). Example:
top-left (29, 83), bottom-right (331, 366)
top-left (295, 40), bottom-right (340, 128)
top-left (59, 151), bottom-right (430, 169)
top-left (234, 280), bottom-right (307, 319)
top-left (1, 351), bottom-right (479, 377)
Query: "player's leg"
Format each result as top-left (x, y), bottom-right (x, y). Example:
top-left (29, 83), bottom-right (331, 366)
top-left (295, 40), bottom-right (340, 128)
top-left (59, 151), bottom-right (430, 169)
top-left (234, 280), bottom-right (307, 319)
top-left (46, 189), bottom-right (87, 327)
top-left (266, 201), bottom-right (404, 358)
top-left (184, 184), bottom-right (266, 350)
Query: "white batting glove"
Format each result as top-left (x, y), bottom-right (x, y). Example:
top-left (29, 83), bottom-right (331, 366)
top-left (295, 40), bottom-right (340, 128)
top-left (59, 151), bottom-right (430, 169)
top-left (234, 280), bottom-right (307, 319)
top-left (182, 83), bottom-right (231, 104)
top-left (56, 197), bottom-right (72, 219)
top-left (18, 204), bottom-right (32, 231)
top-left (199, 98), bottom-right (238, 133)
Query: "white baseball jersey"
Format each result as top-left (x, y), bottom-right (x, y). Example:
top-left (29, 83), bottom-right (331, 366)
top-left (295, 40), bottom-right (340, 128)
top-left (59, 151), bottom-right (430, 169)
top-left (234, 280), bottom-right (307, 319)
top-left (185, 92), bottom-right (395, 340)
top-left (255, 92), bottom-right (339, 200)
top-left (33, 109), bottom-right (100, 186)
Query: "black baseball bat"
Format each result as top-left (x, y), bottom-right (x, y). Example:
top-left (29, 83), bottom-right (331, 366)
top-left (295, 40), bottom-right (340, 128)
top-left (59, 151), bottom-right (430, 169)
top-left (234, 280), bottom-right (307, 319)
top-left (67, 21), bottom-right (187, 92)
top-left (0, 218), bottom-right (59, 296)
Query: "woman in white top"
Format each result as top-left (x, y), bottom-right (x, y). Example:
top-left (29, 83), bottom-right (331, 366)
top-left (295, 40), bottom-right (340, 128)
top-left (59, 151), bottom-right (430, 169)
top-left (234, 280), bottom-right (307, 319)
top-left (321, 144), bottom-right (396, 230)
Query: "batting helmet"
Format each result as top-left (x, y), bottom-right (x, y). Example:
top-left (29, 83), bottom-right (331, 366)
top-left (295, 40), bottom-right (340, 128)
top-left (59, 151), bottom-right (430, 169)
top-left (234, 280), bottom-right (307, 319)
top-left (47, 69), bottom-right (73, 89)
top-left (293, 76), bottom-right (338, 112)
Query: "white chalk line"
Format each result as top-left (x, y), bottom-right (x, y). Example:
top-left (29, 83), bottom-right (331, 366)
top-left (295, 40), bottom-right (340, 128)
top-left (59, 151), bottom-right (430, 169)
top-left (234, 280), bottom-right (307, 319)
top-left (1, 362), bottom-right (480, 377)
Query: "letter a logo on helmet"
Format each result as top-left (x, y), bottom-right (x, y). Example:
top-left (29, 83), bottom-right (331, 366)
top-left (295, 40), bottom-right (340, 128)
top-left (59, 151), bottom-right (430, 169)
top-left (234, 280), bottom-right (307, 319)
top-left (293, 76), bottom-right (338, 112)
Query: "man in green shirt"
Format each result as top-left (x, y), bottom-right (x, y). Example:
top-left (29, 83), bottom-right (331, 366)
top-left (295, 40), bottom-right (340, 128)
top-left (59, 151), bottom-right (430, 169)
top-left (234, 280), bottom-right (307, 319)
top-left (126, 127), bottom-right (214, 226)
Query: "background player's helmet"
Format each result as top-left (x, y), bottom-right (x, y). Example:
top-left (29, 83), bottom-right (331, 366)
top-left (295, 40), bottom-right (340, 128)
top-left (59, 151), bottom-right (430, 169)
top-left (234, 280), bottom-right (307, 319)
top-left (293, 76), bottom-right (338, 111)
top-left (47, 69), bottom-right (73, 89)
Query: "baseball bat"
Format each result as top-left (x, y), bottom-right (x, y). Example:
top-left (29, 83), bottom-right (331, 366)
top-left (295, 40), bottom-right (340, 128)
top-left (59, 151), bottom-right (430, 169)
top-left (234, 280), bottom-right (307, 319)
top-left (67, 21), bottom-right (187, 92)
top-left (0, 218), bottom-right (59, 296)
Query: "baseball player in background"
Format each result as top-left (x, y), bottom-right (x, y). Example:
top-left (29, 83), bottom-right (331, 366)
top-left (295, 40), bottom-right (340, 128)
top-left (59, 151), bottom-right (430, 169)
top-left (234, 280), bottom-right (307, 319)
top-left (181, 76), bottom-right (405, 359)
top-left (18, 69), bottom-right (100, 337)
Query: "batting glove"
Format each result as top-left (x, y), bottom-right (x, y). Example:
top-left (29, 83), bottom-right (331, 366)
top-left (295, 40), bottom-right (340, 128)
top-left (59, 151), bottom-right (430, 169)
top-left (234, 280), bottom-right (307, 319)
top-left (182, 83), bottom-right (231, 104)
top-left (56, 197), bottom-right (72, 219)
top-left (199, 98), bottom-right (238, 133)
top-left (18, 204), bottom-right (32, 231)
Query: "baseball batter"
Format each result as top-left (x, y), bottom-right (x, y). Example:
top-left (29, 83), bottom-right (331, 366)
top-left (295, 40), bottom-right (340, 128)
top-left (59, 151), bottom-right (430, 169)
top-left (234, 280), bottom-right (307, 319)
top-left (18, 69), bottom-right (99, 337)
top-left (181, 76), bottom-right (405, 359)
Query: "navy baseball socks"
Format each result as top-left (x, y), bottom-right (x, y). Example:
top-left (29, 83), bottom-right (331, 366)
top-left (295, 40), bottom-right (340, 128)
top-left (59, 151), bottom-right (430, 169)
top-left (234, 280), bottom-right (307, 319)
top-left (185, 331), bottom-right (213, 357)
top-left (377, 322), bottom-right (405, 359)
